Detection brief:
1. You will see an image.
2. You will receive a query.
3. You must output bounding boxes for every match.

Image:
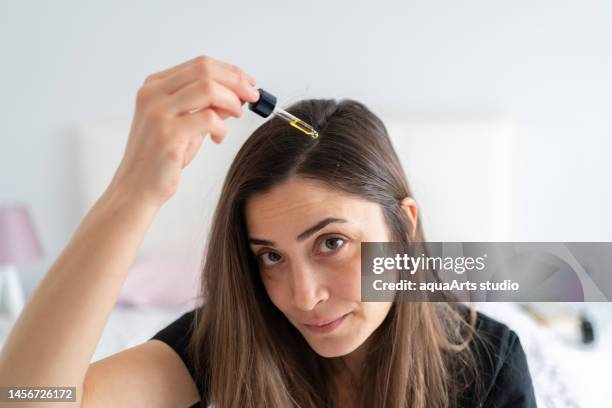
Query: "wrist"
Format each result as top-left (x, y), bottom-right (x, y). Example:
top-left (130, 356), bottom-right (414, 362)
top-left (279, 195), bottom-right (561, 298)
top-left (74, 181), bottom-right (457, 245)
top-left (98, 183), bottom-right (161, 222)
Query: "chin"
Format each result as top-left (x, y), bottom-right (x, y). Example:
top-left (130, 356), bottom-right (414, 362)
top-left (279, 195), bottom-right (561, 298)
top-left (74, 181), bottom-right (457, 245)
top-left (300, 330), bottom-right (366, 358)
top-left (306, 338), bottom-right (358, 358)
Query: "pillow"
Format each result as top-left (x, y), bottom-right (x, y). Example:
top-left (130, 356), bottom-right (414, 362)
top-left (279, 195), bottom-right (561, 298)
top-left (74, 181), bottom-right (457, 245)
top-left (117, 249), bottom-right (203, 309)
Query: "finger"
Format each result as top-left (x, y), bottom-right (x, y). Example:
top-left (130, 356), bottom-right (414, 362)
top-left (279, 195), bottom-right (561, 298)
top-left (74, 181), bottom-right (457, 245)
top-left (246, 73), bottom-right (257, 86)
top-left (210, 107), bottom-right (232, 120)
top-left (144, 55), bottom-right (205, 83)
top-left (175, 108), bottom-right (228, 145)
top-left (186, 105), bottom-right (232, 119)
top-left (197, 56), bottom-right (257, 86)
top-left (182, 133), bottom-right (205, 168)
top-left (168, 79), bottom-right (243, 118)
top-left (155, 57), bottom-right (259, 103)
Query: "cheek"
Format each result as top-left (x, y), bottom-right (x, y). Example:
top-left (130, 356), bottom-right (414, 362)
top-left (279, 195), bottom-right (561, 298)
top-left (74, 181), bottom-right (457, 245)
top-left (359, 302), bottom-right (393, 331)
top-left (260, 273), bottom-right (292, 312)
top-left (327, 248), bottom-right (362, 301)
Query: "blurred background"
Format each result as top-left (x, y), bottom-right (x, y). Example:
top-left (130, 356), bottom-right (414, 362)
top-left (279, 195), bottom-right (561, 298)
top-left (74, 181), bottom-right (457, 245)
top-left (1, 1), bottom-right (611, 407)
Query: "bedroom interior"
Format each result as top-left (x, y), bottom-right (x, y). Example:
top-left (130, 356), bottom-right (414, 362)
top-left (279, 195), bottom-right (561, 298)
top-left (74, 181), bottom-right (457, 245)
top-left (1, 1), bottom-right (610, 406)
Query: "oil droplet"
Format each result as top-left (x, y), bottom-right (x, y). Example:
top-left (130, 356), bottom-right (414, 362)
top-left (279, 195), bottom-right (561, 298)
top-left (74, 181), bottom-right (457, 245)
top-left (289, 119), bottom-right (319, 139)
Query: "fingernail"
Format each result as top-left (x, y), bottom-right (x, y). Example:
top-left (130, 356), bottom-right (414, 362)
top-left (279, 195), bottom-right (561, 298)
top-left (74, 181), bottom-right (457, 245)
top-left (250, 87), bottom-right (260, 100)
top-left (247, 74), bottom-right (257, 85)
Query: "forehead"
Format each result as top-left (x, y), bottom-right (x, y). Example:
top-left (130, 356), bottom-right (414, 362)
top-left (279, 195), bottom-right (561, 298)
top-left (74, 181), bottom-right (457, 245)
top-left (244, 178), bottom-right (378, 233)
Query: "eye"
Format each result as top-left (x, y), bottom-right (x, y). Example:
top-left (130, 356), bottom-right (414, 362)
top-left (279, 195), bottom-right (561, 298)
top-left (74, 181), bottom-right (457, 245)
top-left (258, 251), bottom-right (283, 267)
top-left (318, 236), bottom-right (346, 253)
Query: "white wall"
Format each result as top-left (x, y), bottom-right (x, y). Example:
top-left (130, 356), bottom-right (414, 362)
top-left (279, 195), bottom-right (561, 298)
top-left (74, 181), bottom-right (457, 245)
top-left (1, 0), bottom-right (611, 296)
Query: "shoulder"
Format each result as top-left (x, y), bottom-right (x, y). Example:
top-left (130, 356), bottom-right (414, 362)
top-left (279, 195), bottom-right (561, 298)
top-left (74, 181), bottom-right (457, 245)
top-left (149, 309), bottom-right (204, 397)
top-left (152, 309), bottom-right (198, 340)
top-left (458, 305), bottom-right (537, 407)
top-left (150, 309), bottom-right (198, 352)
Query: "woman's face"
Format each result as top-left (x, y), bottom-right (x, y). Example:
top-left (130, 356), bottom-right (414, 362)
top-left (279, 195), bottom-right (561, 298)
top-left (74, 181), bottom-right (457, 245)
top-left (245, 177), bottom-right (409, 358)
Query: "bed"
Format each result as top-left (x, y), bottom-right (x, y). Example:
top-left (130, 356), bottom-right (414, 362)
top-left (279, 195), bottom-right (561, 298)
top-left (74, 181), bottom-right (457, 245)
top-left (66, 110), bottom-right (609, 407)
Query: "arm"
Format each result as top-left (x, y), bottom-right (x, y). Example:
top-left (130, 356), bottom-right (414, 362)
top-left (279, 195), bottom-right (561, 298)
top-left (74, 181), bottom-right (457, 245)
top-left (81, 340), bottom-right (200, 408)
top-left (0, 55), bottom-right (258, 407)
top-left (0, 187), bottom-right (159, 407)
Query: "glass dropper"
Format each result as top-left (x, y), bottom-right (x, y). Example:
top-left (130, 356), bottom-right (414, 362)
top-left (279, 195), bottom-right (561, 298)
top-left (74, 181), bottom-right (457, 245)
top-left (248, 88), bottom-right (319, 139)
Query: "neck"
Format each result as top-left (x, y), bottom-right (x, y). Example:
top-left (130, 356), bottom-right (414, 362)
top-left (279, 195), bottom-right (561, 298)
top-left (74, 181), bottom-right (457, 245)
top-left (332, 337), bottom-right (370, 386)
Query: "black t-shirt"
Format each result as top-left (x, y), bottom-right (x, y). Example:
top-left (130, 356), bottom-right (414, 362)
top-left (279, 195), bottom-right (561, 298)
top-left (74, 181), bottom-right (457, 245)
top-left (150, 307), bottom-right (537, 407)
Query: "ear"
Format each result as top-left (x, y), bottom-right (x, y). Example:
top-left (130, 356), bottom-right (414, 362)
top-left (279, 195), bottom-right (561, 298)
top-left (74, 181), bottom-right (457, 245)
top-left (399, 196), bottom-right (418, 239)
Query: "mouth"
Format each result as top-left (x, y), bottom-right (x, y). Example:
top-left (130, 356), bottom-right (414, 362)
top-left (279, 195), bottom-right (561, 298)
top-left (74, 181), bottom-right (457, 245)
top-left (302, 313), bottom-right (350, 335)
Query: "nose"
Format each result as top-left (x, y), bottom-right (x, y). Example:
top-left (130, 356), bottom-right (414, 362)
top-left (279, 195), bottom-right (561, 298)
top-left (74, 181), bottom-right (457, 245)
top-left (291, 262), bottom-right (329, 311)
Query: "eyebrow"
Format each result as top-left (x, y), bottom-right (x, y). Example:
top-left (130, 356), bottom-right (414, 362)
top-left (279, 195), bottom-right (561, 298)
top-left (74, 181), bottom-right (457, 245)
top-left (248, 217), bottom-right (348, 247)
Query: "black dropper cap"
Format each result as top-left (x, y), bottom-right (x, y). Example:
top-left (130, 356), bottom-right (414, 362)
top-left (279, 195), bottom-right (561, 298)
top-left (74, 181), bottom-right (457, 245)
top-left (248, 88), bottom-right (277, 118)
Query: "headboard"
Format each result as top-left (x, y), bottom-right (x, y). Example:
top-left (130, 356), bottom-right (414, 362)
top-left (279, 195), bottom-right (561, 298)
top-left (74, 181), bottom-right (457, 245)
top-left (74, 112), bottom-right (515, 258)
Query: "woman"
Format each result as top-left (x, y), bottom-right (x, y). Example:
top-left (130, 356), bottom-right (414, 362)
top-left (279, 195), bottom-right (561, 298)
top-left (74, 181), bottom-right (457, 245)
top-left (0, 55), bottom-right (536, 407)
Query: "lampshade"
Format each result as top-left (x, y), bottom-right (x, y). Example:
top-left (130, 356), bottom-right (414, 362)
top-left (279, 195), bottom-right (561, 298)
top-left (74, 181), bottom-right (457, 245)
top-left (0, 203), bottom-right (44, 265)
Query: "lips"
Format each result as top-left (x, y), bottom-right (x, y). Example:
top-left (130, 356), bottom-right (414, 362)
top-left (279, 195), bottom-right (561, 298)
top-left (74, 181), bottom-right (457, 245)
top-left (302, 313), bottom-right (350, 334)
top-left (304, 316), bottom-right (344, 326)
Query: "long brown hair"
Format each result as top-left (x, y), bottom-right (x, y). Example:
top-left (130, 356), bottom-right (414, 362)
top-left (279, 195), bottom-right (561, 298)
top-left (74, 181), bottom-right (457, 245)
top-left (189, 99), bottom-right (483, 407)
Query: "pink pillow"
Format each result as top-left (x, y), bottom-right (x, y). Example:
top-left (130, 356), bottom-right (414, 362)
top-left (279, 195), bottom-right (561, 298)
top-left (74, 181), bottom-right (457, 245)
top-left (117, 250), bottom-right (203, 309)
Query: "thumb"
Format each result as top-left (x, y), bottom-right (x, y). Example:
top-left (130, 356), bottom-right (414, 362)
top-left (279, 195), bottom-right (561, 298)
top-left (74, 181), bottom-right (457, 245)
top-left (182, 133), bottom-right (206, 168)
